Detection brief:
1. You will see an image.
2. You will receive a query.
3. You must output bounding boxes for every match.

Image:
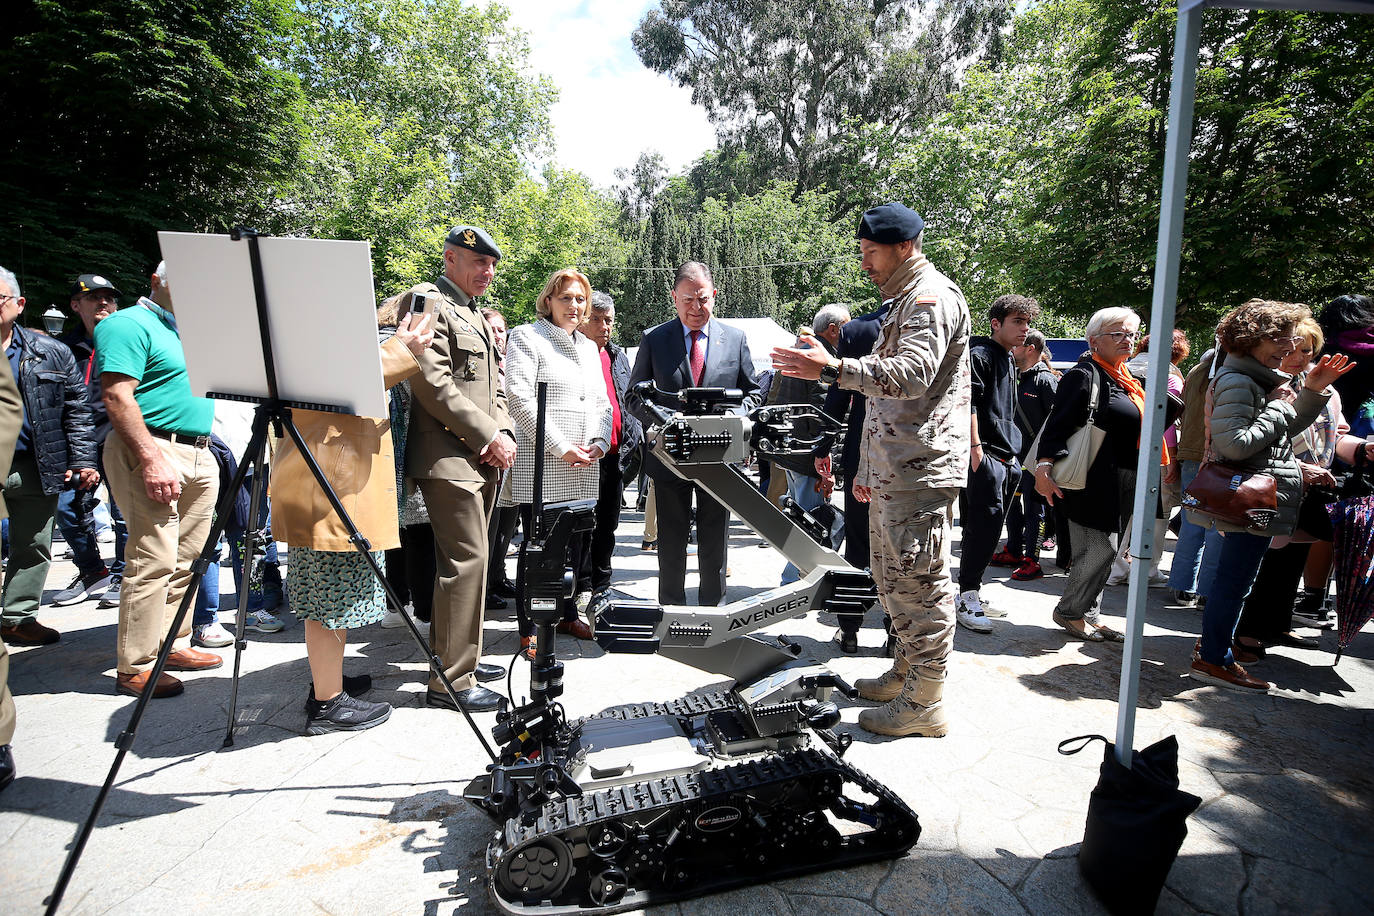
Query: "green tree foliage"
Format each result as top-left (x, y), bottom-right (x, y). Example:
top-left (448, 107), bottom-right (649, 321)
top-left (863, 0), bottom-right (1374, 334)
top-left (281, 0), bottom-right (560, 298)
top-left (0, 0), bottom-right (305, 309)
top-left (616, 181), bottom-right (871, 342)
top-left (631, 0), bottom-right (1008, 207)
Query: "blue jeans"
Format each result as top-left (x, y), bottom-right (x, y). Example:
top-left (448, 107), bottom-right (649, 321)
top-left (56, 488), bottom-right (107, 580)
top-left (193, 542), bottom-right (222, 628)
top-left (780, 469), bottom-right (827, 585)
top-left (1168, 460), bottom-right (1221, 594)
top-left (1199, 530), bottom-right (1272, 666)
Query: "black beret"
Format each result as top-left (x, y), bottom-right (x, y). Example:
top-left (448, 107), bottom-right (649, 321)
top-left (71, 274), bottom-right (122, 298)
top-left (445, 225), bottom-right (501, 261)
top-left (855, 203), bottom-right (924, 245)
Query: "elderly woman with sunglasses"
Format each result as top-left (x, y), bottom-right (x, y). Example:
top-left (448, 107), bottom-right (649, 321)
top-left (1186, 300), bottom-right (1354, 691)
top-left (1035, 307), bottom-right (1148, 642)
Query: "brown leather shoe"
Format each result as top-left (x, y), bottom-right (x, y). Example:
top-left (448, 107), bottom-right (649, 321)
top-left (556, 619), bottom-right (594, 641)
top-left (1, 619), bottom-right (61, 646)
top-left (116, 670), bottom-right (185, 698)
top-left (165, 647), bottom-right (224, 671)
top-left (1189, 658), bottom-right (1270, 691)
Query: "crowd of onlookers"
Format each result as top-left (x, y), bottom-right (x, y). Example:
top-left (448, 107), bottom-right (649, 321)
top-left (1, 217), bottom-right (1371, 788)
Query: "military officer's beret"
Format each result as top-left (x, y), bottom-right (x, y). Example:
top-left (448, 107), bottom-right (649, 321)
top-left (445, 225), bottom-right (502, 261)
top-left (70, 274), bottom-right (122, 298)
top-left (855, 203), bottom-right (924, 245)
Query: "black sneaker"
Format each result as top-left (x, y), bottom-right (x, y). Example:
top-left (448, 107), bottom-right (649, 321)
top-left (302, 674), bottom-right (373, 714)
top-left (305, 692), bottom-right (391, 735)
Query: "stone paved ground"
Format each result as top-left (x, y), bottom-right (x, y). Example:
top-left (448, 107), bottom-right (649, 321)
top-left (2, 492), bottom-right (1372, 915)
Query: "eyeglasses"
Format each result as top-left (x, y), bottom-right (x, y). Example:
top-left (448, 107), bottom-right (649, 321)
top-left (0, 294), bottom-right (18, 305)
top-left (1096, 330), bottom-right (1138, 343)
top-left (1265, 335), bottom-right (1303, 347)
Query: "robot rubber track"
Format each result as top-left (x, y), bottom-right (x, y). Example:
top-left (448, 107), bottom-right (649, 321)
top-left (485, 744), bottom-right (920, 916)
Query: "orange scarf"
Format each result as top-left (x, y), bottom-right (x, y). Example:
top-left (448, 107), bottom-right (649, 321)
top-left (1092, 354), bottom-right (1168, 463)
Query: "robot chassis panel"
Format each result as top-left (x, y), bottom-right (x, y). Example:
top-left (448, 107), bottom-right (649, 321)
top-left (463, 385), bottom-right (921, 915)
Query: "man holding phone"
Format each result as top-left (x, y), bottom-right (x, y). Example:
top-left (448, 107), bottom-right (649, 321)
top-left (403, 225), bottom-right (515, 712)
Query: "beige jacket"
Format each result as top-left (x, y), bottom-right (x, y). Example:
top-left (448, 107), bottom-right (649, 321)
top-left (271, 336), bottom-right (419, 551)
top-left (838, 253), bottom-right (971, 492)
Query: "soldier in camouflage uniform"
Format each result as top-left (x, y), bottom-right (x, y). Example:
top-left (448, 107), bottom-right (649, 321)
top-left (772, 202), bottom-right (970, 737)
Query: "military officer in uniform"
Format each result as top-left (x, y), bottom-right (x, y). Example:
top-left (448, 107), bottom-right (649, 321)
top-left (772, 202), bottom-right (970, 738)
top-left (405, 226), bottom-right (515, 712)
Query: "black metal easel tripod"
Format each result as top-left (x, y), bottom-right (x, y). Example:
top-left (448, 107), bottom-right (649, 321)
top-left (45, 227), bottom-right (496, 915)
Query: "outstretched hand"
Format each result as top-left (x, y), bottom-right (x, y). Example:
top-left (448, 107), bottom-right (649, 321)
top-left (1304, 353), bottom-right (1356, 392)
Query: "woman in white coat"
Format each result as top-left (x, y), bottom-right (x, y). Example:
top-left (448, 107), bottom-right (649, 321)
top-left (502, 268), bottom-right (612, 657)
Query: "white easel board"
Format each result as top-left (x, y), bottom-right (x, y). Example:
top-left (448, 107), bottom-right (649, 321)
top-left (156, 232), bottom-right (387, 418)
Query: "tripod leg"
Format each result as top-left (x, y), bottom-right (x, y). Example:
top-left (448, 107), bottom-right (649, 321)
top-left (278, 411), bottom-right (496, 762)
top-left (223, 433), bottom-right (270, 748)
top-left (46, 457), bottom-right (243, 916)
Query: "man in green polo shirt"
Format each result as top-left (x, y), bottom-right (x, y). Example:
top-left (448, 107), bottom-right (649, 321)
top-left (96, 261), bottom-right (222, 698)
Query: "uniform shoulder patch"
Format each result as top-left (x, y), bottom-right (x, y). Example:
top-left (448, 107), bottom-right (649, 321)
top-left (916, 296), bottom-right (939, 305)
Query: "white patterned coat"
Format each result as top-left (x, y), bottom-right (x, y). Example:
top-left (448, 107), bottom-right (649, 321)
top-left (500, 318), bottom-right (613, 506)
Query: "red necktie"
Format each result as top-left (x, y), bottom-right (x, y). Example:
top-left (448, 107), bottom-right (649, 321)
top-left (690, 330), bottom-right (705, 386)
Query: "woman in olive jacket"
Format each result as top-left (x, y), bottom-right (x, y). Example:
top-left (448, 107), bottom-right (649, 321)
top-left (1186, 300), bottom-right (1352, 692)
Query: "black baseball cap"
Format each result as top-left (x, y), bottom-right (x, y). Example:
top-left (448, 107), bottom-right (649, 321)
top-left (71, 274), bottom-right (122, 298)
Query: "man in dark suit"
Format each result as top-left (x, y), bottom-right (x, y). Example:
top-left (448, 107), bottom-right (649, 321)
top-left (815, 300), bottom-right (890, 650)
top-left (628, 262), bottom-right (761, 606)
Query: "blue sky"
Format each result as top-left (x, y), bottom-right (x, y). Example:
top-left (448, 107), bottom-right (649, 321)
top-left (498, 0), bottom-right (717, 187)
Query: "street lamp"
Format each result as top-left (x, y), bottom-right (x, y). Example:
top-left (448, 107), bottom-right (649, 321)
top-left (41, 306), bottom-right (66, 335)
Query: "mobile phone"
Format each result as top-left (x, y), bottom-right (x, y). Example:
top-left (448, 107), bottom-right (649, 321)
top-left (410, 291), bottom-right (430, 315)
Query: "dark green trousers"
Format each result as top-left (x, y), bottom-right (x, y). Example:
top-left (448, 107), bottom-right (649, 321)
top-left (1, 452), bottom-right (58, 627)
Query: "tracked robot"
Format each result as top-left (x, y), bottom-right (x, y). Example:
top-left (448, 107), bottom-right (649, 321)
top-left (462, 382), bottom-right (920, 915)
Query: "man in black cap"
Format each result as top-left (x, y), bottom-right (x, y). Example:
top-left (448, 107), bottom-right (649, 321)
top-left (0, 266), bottom-right (99, 647)
top-left (49, 275), bottom-right (125, 609)
top-left (773, 202), bottom-right (971, 738)
top-left (403, 225), bottom-right (514, 712)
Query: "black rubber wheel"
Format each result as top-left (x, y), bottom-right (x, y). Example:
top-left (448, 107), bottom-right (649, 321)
top-left (588, 867), bottom-right (629, 907)
top-left (496, 837), bottom-right (573, 904)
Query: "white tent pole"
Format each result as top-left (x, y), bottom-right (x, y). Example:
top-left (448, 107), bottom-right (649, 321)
top-left (1115, 6), bottom-right (1203, 767)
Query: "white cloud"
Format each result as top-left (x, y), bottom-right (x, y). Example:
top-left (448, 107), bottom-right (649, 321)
top-left (497, 0), bottom-right (717, 188)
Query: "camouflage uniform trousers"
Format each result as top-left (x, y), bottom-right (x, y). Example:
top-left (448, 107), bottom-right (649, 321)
top-left (868, 487), bottom-right (958, 687)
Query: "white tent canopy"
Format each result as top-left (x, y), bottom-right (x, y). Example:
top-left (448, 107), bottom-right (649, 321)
top-left (1116, 0), bottom-right (1373, 766)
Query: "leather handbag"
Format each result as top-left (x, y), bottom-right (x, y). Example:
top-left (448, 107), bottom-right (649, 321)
top-left (1027, 363), bottom-right (1105, 491)
top-left (1182, 459), bottom-right (1278, 531)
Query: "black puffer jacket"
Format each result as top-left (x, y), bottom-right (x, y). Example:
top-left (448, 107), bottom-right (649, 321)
top-left (12, 325), bottom-right (96, 494)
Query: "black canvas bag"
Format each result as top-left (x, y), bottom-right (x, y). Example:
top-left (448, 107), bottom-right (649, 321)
top-left (1059, 734), bottom-right (1202, 915)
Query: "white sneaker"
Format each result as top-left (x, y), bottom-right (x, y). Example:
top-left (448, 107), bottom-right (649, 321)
top-left (193, 622), bottom-right (234, 648)
top-left (1106, 572), bottom-right (1128, 587)
top-left (955, 591), bottom-right (993, 633)
top-left (379, 606), bottom-right (429, 639)
top-left (379, 605), bottom-right (410, 629)
top-left (1147, 572), bottom-right (1169, 589)
top-left (981, 597), bottom-right (1007, 618)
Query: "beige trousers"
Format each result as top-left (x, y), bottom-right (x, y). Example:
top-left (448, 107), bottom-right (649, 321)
top-left (104, 433), bottom-right (219, 674)
top-left (0, 636), bottom-right (12, 745)
top-left (643, 481), bottom-right (657, 541)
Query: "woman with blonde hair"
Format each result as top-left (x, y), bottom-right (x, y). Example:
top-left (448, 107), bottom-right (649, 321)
top-left (501, 269), bottom-right (612, 658)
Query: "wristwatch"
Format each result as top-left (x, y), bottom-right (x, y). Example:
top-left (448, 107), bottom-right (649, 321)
top-left (819, 358), bottom-right (841, 385)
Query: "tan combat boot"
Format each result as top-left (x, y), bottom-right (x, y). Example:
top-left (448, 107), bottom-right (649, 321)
top-left (857, 674), bottom-right (948, 738)
top-left (854, 657), bottom-right (911, 702)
